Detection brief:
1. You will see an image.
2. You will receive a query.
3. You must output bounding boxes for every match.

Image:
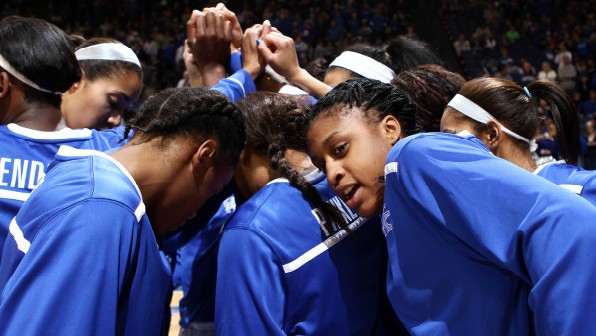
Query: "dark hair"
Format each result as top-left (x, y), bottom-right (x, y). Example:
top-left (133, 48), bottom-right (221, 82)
top-left (458, 77), bottom-right (580, 165)
top-left (345, 44), bottom-right (394, 69)
top-left (305, 78), bottom-right (421, 138)
top-left (392, 65), bottom-right (466, 132)
top-left (123, 87), bottom-right (244, 166)
top-left (76, 38), bottom-right (143, 83)
top-left (238, 92), bottom-right (347, 231)
top-left (327, 37), bottom-right (442, 81)
top-left (304, 58), bottom-right (329, 82)
top-left (385, 35), bottom-right (443, 73)
top-left (327, 44), bottom-right (397, 79)
top-left (68, 34), bottom-right (87, 48)
top-left (0, 16), bottom-right (81, 108)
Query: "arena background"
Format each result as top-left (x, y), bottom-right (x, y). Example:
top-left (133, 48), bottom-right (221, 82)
top-left (4, 1), bottom-right (594, 95)
top-left (6, 0), bottom-right (592, 166)
top-left (1, 1), bottom-right (595, 332)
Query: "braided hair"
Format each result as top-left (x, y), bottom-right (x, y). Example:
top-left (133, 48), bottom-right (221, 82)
top-left (305, 78), bottom-right (421, 138)
top-left (238, 92), bottom-right (347, 231)
top-left (123, 87), bottom-right (244, 166)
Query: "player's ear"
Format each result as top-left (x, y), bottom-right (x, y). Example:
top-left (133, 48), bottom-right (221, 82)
top-left (192, 139), bottom-right (217, 169)
top-left (191, 139), bottom-right (217, 186)
top-left (0, 71), bottom-right (10, 99)
top-left (381, 114), bottom-right (401, 146)
top-left (484, 120), bottom-right (503, 150)
top-left (239, 147), bottom-right (255, 168)
top-left (66, 71), bottom-right (86, 94)
top-left (66, 81), bottom-right (81, 94)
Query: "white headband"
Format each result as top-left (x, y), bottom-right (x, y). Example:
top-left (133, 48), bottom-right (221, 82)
top-left (329, 51), bottom-right (395, 84)
top-left (447, 94), bottom-right (530, 143)
top-left (75, 43), bottom-right (141, 67)
top-left (0, 53), bottom-right (62, 95)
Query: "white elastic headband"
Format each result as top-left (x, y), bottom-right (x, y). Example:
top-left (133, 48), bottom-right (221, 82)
top-left (0, 53), bottom-right (62, 95)
top-left (264, 64), bottom-right (288, 84)
top-left (447, 94), bottom-right (530, 143)
top-left (75, 43), bottom-right (141, 67)
top-left (329, 51), bottom-right (395, 84)
top-left (278, 84), bottom-right (309, 96)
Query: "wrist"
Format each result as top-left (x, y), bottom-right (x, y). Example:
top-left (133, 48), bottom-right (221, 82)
top-left (200, 63), bottom-right (227, 87)
top-left (242, 63), bottom-right (264, 80)
top-left (286, 67), bottom-right (308, 85)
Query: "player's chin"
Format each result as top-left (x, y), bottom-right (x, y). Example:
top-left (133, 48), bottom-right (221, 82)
top-left (354, 199), bottom-right (383, 218)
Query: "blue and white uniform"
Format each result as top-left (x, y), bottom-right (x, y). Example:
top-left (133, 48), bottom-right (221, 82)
top-left (172, 194), bottom-right (236, 331)
top-left (383, 132), bottom-right (596, 335)
top-left (211, 69), bottom-right (255, 103)
top-left (215, 173), bottom-right (400, 335)
top-left (0, 146), bottom-right (171, 335)
top-left (534, 160), bottom-right (596, 205)
top-left (0, 124), bottom-right (121, 255)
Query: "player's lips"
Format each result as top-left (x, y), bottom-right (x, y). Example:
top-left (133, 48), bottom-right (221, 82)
top-left (345, 185), bottom-right (362, 210)
top-left (336, 183), bottom-right (360, 203)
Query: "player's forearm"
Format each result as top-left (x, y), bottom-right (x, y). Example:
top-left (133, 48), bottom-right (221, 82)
top-left (286, 68), bottom-right (331, 99)
top-left (201, 63), bottom-right (227, 88)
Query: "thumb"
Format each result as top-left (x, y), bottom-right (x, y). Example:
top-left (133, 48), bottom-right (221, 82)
top-left (257, 38), bottom-right (275, 62)
top-left (262, 19), bottom-right (272, 37)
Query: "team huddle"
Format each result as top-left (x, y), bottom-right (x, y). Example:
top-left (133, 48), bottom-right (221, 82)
top-left (0, 3), bottom-right (595, 336)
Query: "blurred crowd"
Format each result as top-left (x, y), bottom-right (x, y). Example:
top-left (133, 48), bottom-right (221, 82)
top-left (2, 0), bottom-right (595, 166)
top-left (441, 0), bottom-right (596, 167)
top-left (1, 0), bottom-right (414, 97)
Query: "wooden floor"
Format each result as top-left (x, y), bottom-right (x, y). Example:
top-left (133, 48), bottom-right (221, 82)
top-left (169, 289), bottom-right (183, 336)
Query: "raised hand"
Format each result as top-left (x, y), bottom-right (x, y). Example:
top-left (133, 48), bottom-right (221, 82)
top-left (258, 30), bottom-right (301, 81)
top-left (258, 29), bottom-right (331, 98)
top-left (214, 2), bottom-right (243, 51)
top-left (186, 9), bottom-right (232, 70)
top-left (241, 23), bottom-right (268, 79)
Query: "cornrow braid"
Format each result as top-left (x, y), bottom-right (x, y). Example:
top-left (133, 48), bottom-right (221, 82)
top-left (118, 125), bottom-right (133, 143)
top-left (125, 87), bottom-right (245, 166)
top-left (238, 92), bottom-right (348, 231)
top-left (305, 78), bottom-right (421, 137)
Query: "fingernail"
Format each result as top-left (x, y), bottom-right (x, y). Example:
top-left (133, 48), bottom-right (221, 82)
top-left (256, 38), bottom-right (262, 45)
top-left (263, 19), bottom-right (271, 26)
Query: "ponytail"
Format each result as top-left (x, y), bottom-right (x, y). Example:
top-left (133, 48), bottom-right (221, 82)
top-left (527, 80), bottom-right (580, 165)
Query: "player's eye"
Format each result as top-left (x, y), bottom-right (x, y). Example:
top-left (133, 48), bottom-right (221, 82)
top-left (333, 143), bottom-right (347, 156)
